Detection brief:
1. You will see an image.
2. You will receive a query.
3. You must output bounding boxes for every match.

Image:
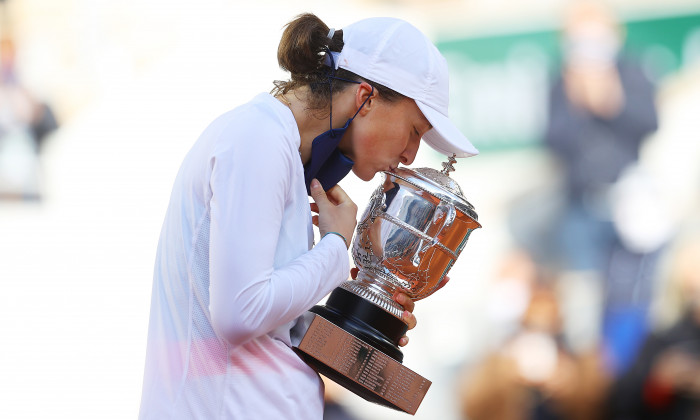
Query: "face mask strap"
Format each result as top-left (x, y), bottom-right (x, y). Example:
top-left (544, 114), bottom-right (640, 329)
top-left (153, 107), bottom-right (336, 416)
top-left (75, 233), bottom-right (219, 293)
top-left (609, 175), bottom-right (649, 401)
top-left (350, 85), bottom-right (374, 121)
top-left (325, 47), bottom-right (339, 137)
top-left (324, 47), bottom-right (372, 137)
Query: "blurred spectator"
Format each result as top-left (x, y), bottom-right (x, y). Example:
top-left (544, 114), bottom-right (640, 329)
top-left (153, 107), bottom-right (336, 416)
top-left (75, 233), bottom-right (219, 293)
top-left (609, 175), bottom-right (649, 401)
top-left (546, 1), bottom-right (658, 268)
top-left (543, 1), bottom-right (660, 372)
top-left (0, 32), bottom-right (58, 200)
top-left (607, 222), bottom-right (700, 419)
top-left (458, 259), bottom-right (610, 420)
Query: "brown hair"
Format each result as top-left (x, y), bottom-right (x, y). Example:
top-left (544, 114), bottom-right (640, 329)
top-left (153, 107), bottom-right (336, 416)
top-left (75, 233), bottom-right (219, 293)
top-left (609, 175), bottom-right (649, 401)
top-left (272, 13), bottom-right (404, 114)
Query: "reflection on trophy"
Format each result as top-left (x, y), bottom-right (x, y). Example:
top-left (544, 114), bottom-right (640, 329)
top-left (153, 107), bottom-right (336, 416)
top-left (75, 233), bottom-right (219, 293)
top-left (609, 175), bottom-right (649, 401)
top-left (293, 155), bottom-right (481, 415)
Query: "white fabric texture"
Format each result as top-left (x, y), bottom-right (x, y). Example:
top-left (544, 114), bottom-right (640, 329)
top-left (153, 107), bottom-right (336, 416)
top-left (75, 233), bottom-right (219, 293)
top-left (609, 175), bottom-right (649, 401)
top-left (139, 93), bottom-right (351, 419)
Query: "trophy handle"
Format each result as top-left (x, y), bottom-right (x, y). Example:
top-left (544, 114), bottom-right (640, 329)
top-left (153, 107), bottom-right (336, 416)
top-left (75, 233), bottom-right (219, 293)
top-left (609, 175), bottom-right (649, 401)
top-left (429, 201), bottom-right (456, 247)
top-left (416, 201), bottom-right (456, 260)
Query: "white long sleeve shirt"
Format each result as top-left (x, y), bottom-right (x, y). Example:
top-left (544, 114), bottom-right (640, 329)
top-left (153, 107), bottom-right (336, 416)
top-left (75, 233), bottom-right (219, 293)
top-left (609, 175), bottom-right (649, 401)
top-left (139, 93), bottom-right (350, 419)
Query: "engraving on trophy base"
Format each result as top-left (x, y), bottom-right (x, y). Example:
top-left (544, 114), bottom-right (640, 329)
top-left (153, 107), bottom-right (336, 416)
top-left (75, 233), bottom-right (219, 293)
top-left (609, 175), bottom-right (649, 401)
top-left (294, 313), bottom-right (431, 415)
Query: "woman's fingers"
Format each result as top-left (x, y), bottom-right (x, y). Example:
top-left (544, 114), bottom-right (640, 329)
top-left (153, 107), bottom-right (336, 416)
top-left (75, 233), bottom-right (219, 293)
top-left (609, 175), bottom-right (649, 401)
top-left (310, 180), bottom-right (357, 247)
top-left (402, 309), bottom-right (417, 330)
top-left (325, 183), bottom-right (352, 207)
top-left (392, 291), bottom-right (417, 331)
top-left (393, 291), bottom-right (415, 313)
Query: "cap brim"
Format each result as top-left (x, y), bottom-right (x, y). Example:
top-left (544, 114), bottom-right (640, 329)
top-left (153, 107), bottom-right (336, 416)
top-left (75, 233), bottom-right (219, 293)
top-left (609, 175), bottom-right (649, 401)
top-left (416, 101), bottom-right (479, 158)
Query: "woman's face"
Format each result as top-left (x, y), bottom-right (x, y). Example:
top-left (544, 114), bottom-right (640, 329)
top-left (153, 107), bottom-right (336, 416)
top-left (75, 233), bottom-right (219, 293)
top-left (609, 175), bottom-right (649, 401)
top-left (340, 93), bottom-right (432, 181)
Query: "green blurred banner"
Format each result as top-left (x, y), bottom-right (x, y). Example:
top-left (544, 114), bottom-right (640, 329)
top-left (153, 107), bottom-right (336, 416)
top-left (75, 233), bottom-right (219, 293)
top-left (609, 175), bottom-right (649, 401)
top-left (437, 11), bottom-right (700, 152)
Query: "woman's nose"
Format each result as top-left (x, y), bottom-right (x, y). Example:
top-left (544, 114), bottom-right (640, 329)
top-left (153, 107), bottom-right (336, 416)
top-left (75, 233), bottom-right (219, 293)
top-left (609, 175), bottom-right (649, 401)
top-left (400, 140), bottom-right (420, 165)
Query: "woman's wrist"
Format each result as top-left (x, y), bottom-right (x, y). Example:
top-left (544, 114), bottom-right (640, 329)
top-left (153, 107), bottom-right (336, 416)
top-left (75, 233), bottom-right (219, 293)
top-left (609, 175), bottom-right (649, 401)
top-left (323, 231), bottom-right (349, 249)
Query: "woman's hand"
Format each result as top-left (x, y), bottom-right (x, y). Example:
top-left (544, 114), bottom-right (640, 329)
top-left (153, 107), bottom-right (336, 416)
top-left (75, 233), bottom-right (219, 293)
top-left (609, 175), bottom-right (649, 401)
top-left (309, 179), bottom-right (357, 248)
top-left (393, 290), bottom-right (416, 347)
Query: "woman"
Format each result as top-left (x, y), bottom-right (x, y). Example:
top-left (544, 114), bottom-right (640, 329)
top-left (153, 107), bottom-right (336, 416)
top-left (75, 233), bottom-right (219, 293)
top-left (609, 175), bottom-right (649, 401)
top-left (139, 13), bottom-right (478, 419)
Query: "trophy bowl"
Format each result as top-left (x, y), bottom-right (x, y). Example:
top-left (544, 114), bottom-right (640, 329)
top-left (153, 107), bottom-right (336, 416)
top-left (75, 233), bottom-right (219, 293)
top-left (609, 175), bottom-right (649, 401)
top-left (294, 157), bottom-right (480, 414)
top-left (343, 165), bottom-right (481, 319)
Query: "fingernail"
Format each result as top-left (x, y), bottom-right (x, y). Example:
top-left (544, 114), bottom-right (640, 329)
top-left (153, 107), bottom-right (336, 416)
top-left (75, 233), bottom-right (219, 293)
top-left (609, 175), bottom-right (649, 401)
top-left (402, 310), bottom-right (410, 320)
top-left (311, 179), bottom-right (320, 189)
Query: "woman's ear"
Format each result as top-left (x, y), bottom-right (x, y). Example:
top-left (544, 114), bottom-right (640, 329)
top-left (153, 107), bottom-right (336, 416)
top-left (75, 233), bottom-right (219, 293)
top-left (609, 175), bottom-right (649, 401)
top-left (355, 82), bottom-right (377, 115)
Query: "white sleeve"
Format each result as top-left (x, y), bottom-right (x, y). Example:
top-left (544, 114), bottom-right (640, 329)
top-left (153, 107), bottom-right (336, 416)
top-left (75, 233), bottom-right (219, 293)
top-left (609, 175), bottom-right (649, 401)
top-left (207, 121), bottom-right (350, 348)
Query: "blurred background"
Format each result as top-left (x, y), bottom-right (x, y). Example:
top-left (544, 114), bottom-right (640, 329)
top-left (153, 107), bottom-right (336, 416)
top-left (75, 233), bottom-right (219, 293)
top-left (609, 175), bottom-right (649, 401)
top-left (1, 0), bottom-right (699, 419)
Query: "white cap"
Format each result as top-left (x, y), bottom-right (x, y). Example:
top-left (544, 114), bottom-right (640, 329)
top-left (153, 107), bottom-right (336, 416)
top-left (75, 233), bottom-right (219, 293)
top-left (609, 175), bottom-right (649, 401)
top-left (334, 17), bottom-right (478, 158)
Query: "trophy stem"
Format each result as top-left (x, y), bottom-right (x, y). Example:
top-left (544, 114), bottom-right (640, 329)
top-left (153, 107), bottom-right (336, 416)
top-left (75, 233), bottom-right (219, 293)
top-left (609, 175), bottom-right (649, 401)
top-left (339, 270), bottom-right (406, 320)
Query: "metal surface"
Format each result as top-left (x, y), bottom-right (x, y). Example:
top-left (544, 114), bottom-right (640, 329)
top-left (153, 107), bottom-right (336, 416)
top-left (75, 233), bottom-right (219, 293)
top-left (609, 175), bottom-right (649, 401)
top-left (296, 313), bottom-right (431, 415)
top-left (342, 157), bottom-right (481, 319)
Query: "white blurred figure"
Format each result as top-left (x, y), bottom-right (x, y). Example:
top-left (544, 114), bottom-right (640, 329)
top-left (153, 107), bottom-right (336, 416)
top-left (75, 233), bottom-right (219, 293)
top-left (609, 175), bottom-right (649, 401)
top-left (485, 249), bottom-right (538, 347)
top-left (0, 34), bottom-right (57, 200)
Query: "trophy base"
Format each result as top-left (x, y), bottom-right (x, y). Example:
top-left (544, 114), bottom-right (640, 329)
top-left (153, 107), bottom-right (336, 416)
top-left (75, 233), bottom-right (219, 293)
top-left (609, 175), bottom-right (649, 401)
top-left (294, 313), bottom-right (431, 415)
top-left (311, 287), bottom-right (408, 361)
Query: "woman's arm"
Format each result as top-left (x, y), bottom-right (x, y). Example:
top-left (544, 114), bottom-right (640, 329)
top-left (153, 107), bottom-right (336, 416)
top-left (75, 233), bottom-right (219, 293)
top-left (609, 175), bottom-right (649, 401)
top-left (207, 120), bottom-right (350, 348)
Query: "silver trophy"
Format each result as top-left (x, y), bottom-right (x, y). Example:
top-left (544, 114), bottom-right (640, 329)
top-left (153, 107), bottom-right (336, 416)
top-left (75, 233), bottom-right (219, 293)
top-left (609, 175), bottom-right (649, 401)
top-left (294, 155), bottom-right (480, 414)
top-left (344, 155), bottom-right (480, 318)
